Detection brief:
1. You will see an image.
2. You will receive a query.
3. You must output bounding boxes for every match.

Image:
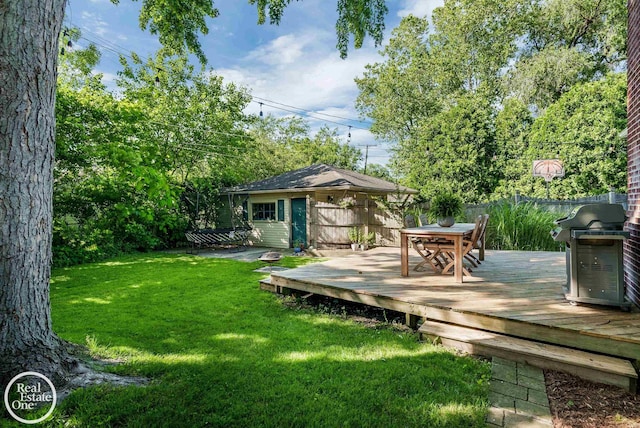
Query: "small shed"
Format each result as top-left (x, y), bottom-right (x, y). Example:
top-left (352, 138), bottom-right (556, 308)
top-left (219, 164), bottom-right (418, 249)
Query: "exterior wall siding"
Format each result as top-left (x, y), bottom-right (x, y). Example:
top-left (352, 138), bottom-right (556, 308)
top-left (248, 194), bottom-right (291, 249)
top-left (627, 0), bottom-right (640, 306)
top-left (219, 190), bottom-right (409, 250)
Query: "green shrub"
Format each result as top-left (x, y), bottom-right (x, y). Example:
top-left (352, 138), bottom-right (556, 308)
top-left (52, 208), bottom-right (189, 268)
top-left (53, 219), bottom-right (122, 267)
top-left (485, 201), bottom-right (563, 251)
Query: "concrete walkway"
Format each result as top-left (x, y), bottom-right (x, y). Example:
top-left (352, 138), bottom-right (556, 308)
top-left (487, 357), bottom-right (553, 427)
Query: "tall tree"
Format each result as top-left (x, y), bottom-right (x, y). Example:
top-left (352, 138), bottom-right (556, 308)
top-left (507, 0), bottom-right (627, 111)
top-left (0, 0), bottom-right (388, 387)
top-left (357, 0), bottom-right (626, 200)
top-left (400, 94), bottom-right (496, 203)
top-left (117, 52), bottom-right (252, 182)
top-left (293, 126), bottom-right (362, 169)
top-left (243, 116), bottom-right (361, 182)
top-left (428, 0), bottom-right (530, 98)
top-left (0, 0), bottom-right (70, 385)
top-left (510, 73), bottom-right (627, 198)
top-left (355, 15), bottom-right (438, 144)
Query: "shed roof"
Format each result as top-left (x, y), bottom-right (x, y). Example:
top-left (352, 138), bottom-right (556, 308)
top-left (222, 164), bottom-right (417, 195)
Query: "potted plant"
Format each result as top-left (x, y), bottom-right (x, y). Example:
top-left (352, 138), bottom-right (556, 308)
top-left (429, 192), bottom-right (463, 227)
top-left (359, 231), bottom-right (375, 251)
top-left (348, 227), bottom-right (361, 251)
top-left (293, 239), bottom-right (305, 253)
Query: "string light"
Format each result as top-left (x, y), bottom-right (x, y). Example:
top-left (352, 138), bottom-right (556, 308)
top-left (254, 100), bottom-right (368, 140)
top-left (61, 29), bottom-right (71, 55)
top-left (67, 23), bottom-right (373, 139)
top-left (60, 22), bottom-right (388, 159)
top-left (252, 95), bottom-right (372, 126)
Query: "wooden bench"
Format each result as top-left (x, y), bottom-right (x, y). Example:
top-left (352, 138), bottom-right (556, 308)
top-left (185, 228), bottom-right (251, 253)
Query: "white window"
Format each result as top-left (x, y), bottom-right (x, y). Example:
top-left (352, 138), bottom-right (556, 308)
top-left (252, 202), bottom-right (276, 221)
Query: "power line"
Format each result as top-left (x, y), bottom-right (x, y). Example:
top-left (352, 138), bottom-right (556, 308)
top-left (62, 22), bottom-right (390, 164)
top-left (67, 23), bottom-right (377, 137)
top-left (255, 100), bottom-right (370, 131)
top-left (252, 95), bottom-right (372, 126)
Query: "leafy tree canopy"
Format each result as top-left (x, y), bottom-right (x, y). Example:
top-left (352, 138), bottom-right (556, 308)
top-left (356, 0), bottom-right (627, 202)
top-left (511, 72), bottom-right (627, 198)
top-left (249, 0), bottom-right (388, 58)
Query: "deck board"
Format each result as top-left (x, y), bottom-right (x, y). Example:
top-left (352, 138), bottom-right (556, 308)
top-left (269, 247), bottom-right (640, 360)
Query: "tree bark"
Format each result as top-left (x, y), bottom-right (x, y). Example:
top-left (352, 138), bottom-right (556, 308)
top-left (0, 0), bottom-right (73, 387)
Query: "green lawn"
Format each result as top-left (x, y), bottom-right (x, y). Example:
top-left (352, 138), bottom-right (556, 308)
top-left (39, 253), bottom-right (487, 427)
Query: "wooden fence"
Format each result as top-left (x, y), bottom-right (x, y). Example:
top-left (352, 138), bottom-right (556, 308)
top-left (466, 191), bottom-right (628, 219)
top-left (311, 191), bottom-right (629, 249)
top-left (312, 199), bottom-right (402, 248)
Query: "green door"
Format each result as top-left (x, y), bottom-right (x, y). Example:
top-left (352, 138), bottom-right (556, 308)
top-left (291, 198), bottom-right (307, 246)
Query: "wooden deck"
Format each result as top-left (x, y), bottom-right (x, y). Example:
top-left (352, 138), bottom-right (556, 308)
top-left (268, 247), bottom-right (640, 381)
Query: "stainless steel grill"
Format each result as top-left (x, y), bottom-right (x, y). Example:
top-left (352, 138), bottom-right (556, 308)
top-left (551, 203), bottom-right (630, 309)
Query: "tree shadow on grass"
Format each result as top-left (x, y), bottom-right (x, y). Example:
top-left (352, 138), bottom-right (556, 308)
top-left (46, 253), bottom-right (490, 427)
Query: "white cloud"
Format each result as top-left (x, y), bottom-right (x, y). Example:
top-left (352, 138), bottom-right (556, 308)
top-left (99, 71), bottom-right (118, 85)
top-left (397, 0), bottom-right (443, 18)
top-left (80, 12), bottom-right (110, 37)
top-left (216, 28), bottom-right (390, 165)
top-left (246, 34), bottom-right (309, 65)
top-left (219, 29), bottom-right (378, 111)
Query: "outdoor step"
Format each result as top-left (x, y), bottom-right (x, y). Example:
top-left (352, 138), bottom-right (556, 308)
top-left (259, 277), bottom-right (275, 292)
top-left (419, 320), bottom-right (638, 392)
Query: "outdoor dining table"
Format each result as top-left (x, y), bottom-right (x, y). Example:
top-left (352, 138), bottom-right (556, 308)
top-left (400, 223), bottom-right (476, 283)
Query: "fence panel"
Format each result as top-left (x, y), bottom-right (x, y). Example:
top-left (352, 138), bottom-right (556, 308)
top-left (312, 200), bottom-right (402, 248)
top-left (465, 192), bottom-right (628, 219)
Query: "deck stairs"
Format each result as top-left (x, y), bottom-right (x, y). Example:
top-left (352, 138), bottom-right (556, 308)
top-left (418, 320), bottom-right (638, 393)
top-left (259, 277), bottom-right (275, 292)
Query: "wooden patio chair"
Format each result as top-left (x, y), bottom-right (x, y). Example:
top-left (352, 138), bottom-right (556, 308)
top-left (438, 215), bottom-right (485, 277)
top-left (404, 214), bottom-right (447, 273)
top-left (404, 214), bottom-right (418, 228)
top-left (467, 214), bottom-right (489, 266)
top-left (473, 213), bottom-right (489, 262)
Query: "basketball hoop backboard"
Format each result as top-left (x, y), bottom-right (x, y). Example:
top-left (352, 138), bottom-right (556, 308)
top-left (532, 159), bottom-right (564, 182)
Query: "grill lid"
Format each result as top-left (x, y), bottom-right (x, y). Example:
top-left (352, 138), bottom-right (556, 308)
top-left (551, 203), bottom-right (627, 242)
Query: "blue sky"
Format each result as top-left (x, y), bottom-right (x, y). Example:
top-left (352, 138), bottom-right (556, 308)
top-left (64, 0), bottom-right (444, 167)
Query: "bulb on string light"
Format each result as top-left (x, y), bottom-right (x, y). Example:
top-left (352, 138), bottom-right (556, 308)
top-left (61, 28), bottom-right (70, 55)
top-left (259, 102), bottom-right (263, 117)
top-left (347, 125), bottom-right (352, 141)
top-left (154, 67), bottom-right (163, 87)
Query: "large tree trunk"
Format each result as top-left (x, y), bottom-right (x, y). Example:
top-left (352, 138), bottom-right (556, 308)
top-left (0, 0), bottom-right (73, 386)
